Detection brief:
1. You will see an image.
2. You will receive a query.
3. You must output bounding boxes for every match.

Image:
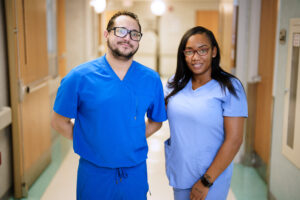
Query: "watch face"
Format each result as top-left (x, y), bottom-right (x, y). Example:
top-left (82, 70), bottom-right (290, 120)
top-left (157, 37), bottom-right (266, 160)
top-left (201, 175), bottom-right (213, 188)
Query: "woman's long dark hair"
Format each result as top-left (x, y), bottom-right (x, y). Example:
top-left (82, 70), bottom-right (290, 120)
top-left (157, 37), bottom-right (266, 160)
top-left (165, 26), bottom-right (238, 104)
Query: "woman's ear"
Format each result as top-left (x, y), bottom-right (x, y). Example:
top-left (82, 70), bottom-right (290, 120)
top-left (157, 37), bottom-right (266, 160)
top-left (212, 46), bottom-right (217, 58)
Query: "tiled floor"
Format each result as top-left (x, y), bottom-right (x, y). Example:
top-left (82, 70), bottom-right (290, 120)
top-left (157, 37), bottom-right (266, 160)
top-left (9, 122), bottom-right (267, 200)
top-left (231, 164), bottom-right (268, 200)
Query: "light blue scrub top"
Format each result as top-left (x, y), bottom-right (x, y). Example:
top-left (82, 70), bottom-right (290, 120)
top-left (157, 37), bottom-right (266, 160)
top-left (54, 55), bottom-right (167, 168)
top-left (164, 77), bottom-right (248, 196)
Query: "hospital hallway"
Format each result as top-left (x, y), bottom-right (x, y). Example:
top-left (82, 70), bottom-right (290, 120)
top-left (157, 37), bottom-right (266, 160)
top-left (1, 0), bottom-right (300, 200)
top-left (7, 121), bottom-right (267, 200)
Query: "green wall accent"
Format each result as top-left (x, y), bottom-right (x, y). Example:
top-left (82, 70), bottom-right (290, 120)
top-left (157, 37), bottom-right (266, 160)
top-left (270, 0), bottom-right (300, 199)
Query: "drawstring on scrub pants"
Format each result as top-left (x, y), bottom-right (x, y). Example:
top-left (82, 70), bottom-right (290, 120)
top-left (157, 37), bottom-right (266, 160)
top-left (115, 165), bottom-right (151, 196)
top-left (115, 168), bottom-right (128, 184)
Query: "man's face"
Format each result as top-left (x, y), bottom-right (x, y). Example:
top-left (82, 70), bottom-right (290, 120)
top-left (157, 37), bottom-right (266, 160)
top-left (106, 16), bottom-right (141, 60)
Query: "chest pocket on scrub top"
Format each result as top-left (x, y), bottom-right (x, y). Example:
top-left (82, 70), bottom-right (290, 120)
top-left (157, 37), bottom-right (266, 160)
top-left (129, 90), bottom-right (153, 127)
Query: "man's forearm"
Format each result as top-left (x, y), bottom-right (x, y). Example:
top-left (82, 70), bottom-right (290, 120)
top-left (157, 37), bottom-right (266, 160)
top-left (51, 112), bottom-right (74, 140)
top-left (145, 119), bottom-right (162, 138)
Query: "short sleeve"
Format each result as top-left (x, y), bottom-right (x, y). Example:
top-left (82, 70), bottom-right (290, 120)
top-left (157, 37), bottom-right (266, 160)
top-left (164, 75), bottom-right (174, 98)
top-left (53, 70), bottom-right (81, 118)
top-left (147, 75), bottom-right (167, 122)
top-left (222, 78), bottom-right (248, 117)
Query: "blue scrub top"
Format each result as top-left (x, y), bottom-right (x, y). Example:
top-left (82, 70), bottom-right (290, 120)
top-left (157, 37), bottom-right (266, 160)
top-left (54, 55), bottom-right (167, 168)
top-left (164, 78), bottom-right (248, 192)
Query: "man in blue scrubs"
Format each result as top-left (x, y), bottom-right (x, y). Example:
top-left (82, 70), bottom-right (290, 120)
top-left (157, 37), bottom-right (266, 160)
top-left (51, 11), bottom-right (167, 200)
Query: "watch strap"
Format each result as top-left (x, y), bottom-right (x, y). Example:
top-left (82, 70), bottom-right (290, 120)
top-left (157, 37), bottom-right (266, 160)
top-left (200, 174), bottom-right (213, 188)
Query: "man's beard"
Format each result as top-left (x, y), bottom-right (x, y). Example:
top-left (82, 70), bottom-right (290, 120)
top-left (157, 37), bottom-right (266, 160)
top-left (107, 40), bottom-right (139, 60)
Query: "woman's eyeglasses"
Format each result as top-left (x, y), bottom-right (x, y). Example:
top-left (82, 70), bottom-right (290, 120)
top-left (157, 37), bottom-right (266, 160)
top-left (183, 48), bottom-right (210, 57)
top-left (108, 27), bottom-right (142, 41)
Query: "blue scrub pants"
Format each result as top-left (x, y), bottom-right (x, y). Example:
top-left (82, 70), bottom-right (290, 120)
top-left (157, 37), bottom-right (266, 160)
top-left (76, 158), bottom-right (148, 200)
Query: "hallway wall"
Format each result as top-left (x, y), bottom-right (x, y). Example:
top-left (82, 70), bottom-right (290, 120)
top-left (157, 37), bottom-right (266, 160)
top-left (65, 0), bottom-right (98, 73)
top-left (270, 0), bottom-right (300, 199)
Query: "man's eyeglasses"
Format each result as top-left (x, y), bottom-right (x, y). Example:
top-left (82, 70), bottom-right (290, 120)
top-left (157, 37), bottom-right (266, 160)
top-left (108, 27), bottom-right (142, 41)
top-left (183, 48), bottom-right (210, 57)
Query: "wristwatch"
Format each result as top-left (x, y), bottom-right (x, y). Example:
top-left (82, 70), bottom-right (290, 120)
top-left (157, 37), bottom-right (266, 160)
top-left (200, 174), bottom-right (213, 188)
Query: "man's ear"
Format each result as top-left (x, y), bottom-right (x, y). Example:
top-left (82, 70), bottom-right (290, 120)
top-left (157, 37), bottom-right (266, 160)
top-left (104, 30), bottom-right (109, 40)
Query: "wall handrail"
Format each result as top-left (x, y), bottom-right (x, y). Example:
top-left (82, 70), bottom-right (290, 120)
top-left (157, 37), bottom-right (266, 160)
top-left (0, 106), bottom-right (12, 131)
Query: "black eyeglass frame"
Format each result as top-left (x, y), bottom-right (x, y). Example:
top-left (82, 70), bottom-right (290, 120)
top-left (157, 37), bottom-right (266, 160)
top-left (108, 27), bottom-right (143, 41)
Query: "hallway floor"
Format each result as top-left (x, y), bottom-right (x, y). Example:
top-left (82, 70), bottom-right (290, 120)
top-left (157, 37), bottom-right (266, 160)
top-left (10, 122), bottom-right (267, 200)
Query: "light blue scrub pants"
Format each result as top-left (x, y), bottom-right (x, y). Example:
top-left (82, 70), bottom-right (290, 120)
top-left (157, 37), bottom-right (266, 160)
top-left (173, 186), bottom-right (230, 200)
top-left (173, 174), bottom-right (231, 200)
top-left (76, 158), bottom-right (148, 200)
top-left (173, 188), bottom-right (191, 200)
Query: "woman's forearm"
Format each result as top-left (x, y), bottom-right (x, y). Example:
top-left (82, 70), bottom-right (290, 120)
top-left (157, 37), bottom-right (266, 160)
top-left (202, 117), bottom-right (244, 183)
top-left (204, 137), bottom-right (242, 182)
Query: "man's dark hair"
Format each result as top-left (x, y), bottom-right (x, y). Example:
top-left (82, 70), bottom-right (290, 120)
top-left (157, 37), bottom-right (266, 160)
top-left (106, 11), bottom-right (141, 32)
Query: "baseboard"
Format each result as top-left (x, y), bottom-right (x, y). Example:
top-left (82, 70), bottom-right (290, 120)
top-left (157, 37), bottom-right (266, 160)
top-left (268, 188), bottom-right (276, 200)
top-left (0, 187), bottom-right (12, 200)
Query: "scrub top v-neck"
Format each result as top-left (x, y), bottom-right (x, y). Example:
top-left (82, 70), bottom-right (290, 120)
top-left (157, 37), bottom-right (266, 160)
top-left (54, 55), bottom-right (167, 168)
top-left (105, 56), bottom-right (133, 82)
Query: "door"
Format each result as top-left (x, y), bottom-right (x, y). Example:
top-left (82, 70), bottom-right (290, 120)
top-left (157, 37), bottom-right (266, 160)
top-left (196, 7), bottom-right (235, 73)
top-left (5, 0), bottom-right (52, 197)
top-left (254, 0), bottom-right (278, 181)
top-left (196, 10), bottom-right (219, 41)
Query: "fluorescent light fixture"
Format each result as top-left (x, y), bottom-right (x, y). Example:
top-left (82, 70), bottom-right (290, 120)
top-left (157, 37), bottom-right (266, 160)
top-left (151, 0), bottom-right (166, 16)
top-left (90, 0), bottom-right (106, 13)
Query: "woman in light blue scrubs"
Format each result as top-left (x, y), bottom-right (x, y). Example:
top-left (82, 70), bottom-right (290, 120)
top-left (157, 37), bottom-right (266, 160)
top-left (164, 26), bottom-right (248, 200)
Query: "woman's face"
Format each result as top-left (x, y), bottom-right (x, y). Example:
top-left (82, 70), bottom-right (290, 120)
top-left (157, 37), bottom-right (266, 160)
top-left (184, 33), bottom-right (217, 78)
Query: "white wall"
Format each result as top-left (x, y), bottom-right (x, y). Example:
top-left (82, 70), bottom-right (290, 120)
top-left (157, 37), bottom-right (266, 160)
top-left (46, 0), bottom-right (58, 77)
top-left (269, 0), bottom-right (300, 199)
top-left (234, 0), bottom-right (262, 163)
top-left (65, 0), bottom-right (98, 73)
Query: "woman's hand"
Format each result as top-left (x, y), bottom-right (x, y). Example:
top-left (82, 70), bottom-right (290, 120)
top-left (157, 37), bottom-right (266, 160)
top-left (190, 180), bottom-right (209, 200)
